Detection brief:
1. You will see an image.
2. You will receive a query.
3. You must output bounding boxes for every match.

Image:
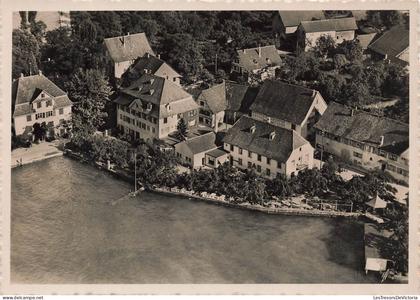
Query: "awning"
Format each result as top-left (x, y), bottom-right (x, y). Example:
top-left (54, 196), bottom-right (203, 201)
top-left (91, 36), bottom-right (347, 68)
top-left (366, 194), bottom-right (387, 209)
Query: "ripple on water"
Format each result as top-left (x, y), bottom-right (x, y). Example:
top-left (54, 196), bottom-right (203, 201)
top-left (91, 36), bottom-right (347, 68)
top-left (11, 156), bottom-right (378, 284)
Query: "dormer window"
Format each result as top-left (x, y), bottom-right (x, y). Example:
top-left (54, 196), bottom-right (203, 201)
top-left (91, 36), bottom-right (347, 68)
top-left (146, 103), bottom-right (152, 111)
top-left (166, 104), bottom-right (171, 112)
top-left (267, 117), bottom-right (271, 123)
top-left (149, 89), bottom-right (155, 95)
top-left (250, 125), bottom-right (256, 133)
top-left (269, 132), bottom-right (276, 140)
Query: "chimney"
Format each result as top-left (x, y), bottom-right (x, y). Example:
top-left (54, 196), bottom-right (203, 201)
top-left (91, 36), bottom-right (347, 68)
top-left (39, 70), bottom-right (42, 75)
top-left (350, 108), bottom-right (354, 117)
top-left (157, 54), bottom-right (161, 59)
top-left (250, 125), bottom-right (256, 134)
top-left (20, 73), bottom-right (24, 78)
top-left (127, 32), bottom-right (130, 36)
top-left (146, 53), bottom-right (150, 58)
top-left (379, 135), bottom-right (385, 147)
top-left (258, 45), bottom-right (261, 57)
top-left (243, 49), bottom-right (246, 54)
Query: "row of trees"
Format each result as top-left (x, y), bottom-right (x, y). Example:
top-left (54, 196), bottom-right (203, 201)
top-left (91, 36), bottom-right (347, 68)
top-left (277, 35), bottom-right (408, 116)
top-left (13, 11), bottom-right (278, 86)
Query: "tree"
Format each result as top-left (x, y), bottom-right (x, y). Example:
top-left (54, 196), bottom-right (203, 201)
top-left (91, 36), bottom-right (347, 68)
top-left (12, 29), bottom-right (40, 78)
top-left (312, 35), bottom-right (336, 59)
top-left (176, 118), bottom-right (187, 139)
top-left (336, 39), bottom-right (363, 62)
top-left (366, 10), bottom-right (403, 30)
top-left (333, 54), bottom-right (348, 69)
top-left (65, 69), bottom-right (111, 136)
top-left (265, 174), bottom-right (291, 198)
top-left (381, 201), bottom-right (408, 274)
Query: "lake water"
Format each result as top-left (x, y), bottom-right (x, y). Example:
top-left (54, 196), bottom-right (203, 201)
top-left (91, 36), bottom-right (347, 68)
top-left (11, 156), bottom-right (377, 284)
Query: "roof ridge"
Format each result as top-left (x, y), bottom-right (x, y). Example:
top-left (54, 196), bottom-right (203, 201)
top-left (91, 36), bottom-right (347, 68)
top-left (330, 101), bottom-right (409, 126)
top-left (104, 32), bottom-right (146, 41)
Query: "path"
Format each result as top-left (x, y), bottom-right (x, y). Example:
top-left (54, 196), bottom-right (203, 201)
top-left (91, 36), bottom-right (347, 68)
top-left (11, 140), bottom-right (66, 168)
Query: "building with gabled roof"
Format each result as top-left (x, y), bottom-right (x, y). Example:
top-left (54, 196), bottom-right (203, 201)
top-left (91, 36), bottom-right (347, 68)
top-left (114, 74), bottom-right (198, 142)
top-left (121, 53), bottom-right (182, 87)
top-left (104, 32), bottom-right (155, 79)
top-left (297, 17), bottom-right (358, 52)
top-left (368, 25), bottom-right (409, 66)
top-left (273, 11), bottom-right (326, 38)
top-left (314, 102), bottom-right (409, 184)
top-left (232, 45), bottom-right (282, 83)
top-left (174, 132), bottom-right (220, 168)
top-left (224, 81), bottom-right (259, 125)
top-left (223, 116), bottom-right (314, 178)
top-left (12, 72), bottom-right (72, 136)
top-left (249, 80), bottom-right (327, 138)
top-left (189, 81), bottom-right (228, 132)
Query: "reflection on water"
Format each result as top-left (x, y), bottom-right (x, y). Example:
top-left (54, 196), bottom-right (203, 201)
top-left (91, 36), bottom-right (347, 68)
top-left (11, 156), bottom-right (377, 283)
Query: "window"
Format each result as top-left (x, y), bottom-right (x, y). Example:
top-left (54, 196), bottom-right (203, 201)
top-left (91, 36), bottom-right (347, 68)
top-left (238, 158), bottom-right (242, 166)
top-left (238, 148), bottom-right (243, 155)
top-left (248, 162), bottom-right (252, 168)
top-left (26, 115), bottom-right (32, 122)
top-left (387, 164), bottom-right (396, 172)
top-left (257, 154), bottom-right (262, 162)
top-left (46, 100), bottom-right (52, 107)
top-left (266, 169), bottom-right (271, 176)
top-left (163, 117), bottom-right (168, 124)
top-left (353, 151), bottom-right (362, 159)
top-left (59, 108), bottom-right (64, 115)
top-left (267, 158), bottom-right (271, 164)
top-left (152, 127), bottom-right (155, 133)
top-left (200, 101), bottom-right (205, 106)
top-left (46, 111), bottom-right (53, 117)
top-left (41, 93), bottom-right (45, 98)
top-left (146, 125), bottom-right (150, 131)
top-left (230, 144), bottom-right (234, 151)
top-left (277, 161), bottom-right (282, 169)
top-left (389, 154), bottom-right (398, 161)
top-left (291, 124), bottom-right (296, 130)
top-left (37, 102), bottom-right (41, 108)
top-left (256, 165), bottom-right (261, 173)
top-left (248, 151), bottom-right (252, 158)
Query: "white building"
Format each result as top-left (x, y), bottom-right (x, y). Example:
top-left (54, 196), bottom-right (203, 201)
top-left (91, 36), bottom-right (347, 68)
top-left (223, 116), bottom-right (314, 179)
top-left (232, 45), bottom-right (282, 83)
top-left (190, 81), bottom-right (227, 132)
top-left (12, 72), bottom-right (72, 136)
top-left (297, 17), bottom-right (358, 52)
top-left (104, 32), bottom-right (155, 79)
top-left (174, 132), bottom-right (219, 168)
top-left (114, 74), bottom-right (199, 142)
top-left (314, 102), bottom-right (409, 184)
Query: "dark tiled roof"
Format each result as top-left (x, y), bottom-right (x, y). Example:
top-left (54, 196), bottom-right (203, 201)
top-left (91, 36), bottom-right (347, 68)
top-left (121, 53), bottom-right (181, 86)
top-left (278, 11), bottom-right (325, 27)
top-left (183, 132), bottom-right (217, 154)
top-left (314, 102), bottom-right (409, 155)
top-left (104, 33), bottom-right (154, 63)
top-left (236, 45), bottom-right (282, 72)
top-left (206, 148), bottom-right (229, 158)
top-left (12, 74), bottom-right (72, 117)
top-left (300, 17), bottom-right (357, 33)
top-left (223, 116), bottom-right (309, 163)
top-left (195, 81), bottom-right (227, 113)
top-left (13, 74), bottom-right (68, 105)
top-left (249, 80), bottom-right (318, 125)
top-left (225, 81), bottom-right (259, 113)
top-left (116, 74), bottom-right (198, 118)
top-left (368, 25), bottom-right (409, 59)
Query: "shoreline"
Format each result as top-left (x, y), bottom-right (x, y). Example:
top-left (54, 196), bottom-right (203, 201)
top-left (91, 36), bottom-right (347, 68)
top-left (63, 150), bottom-right (361, 219)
